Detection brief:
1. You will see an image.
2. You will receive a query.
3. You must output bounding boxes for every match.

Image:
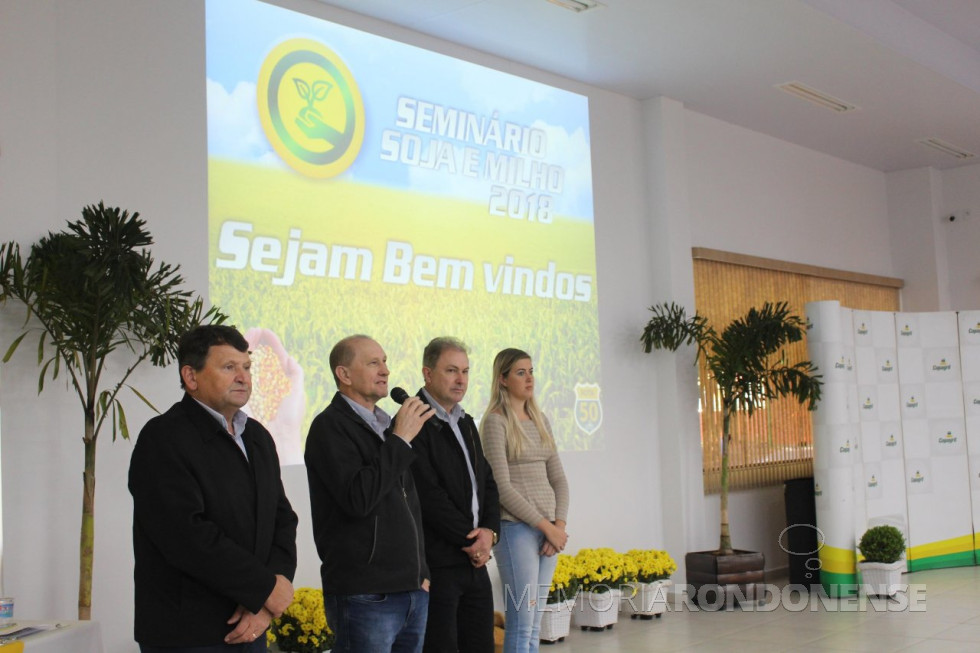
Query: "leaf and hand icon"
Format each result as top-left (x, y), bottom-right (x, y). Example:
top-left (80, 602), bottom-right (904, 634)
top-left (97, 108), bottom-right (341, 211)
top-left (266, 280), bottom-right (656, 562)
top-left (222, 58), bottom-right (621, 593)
top-left (293, 78), bottom-right (342, 144)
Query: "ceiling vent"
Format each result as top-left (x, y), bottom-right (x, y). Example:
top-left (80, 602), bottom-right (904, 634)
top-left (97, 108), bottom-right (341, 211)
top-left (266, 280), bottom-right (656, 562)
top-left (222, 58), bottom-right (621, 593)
top-left (545, 0), bottom-right (602, 13)
top-left (776, 82), bottom-right (858, 113)
top-left (916, 138), bottom-right (976, 160)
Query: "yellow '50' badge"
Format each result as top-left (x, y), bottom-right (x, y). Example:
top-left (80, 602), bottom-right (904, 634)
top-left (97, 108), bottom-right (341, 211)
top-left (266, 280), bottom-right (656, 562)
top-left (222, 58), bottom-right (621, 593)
top-left (257, 38), bottom-right (364, 178)
top-left (574, 383), bottom-right (603, 436)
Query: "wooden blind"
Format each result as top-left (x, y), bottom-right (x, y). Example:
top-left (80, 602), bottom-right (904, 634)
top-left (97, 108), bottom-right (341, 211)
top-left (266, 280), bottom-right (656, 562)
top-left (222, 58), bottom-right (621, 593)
top-left (692, 249), bottom-right (901, 493)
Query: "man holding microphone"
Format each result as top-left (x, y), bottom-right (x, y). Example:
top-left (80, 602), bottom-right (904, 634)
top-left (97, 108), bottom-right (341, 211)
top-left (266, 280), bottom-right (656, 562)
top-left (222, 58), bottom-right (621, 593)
top-left (305, 334), bottom-right (435, 653)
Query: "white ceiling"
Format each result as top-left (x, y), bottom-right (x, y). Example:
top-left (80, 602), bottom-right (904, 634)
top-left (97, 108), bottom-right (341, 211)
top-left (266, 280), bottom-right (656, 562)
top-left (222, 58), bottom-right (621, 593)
top-left (314, 0), bottom-right (980, 173)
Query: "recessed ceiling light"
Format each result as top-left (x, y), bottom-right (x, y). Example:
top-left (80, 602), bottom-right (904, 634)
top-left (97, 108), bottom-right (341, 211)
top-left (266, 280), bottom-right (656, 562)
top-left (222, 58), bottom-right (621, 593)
top-left (545, 0), bottom-right (603, 13)
top-left (916, 138), bottom-right (975, 160)
top-left (776, 82), bottom-right (858, 113)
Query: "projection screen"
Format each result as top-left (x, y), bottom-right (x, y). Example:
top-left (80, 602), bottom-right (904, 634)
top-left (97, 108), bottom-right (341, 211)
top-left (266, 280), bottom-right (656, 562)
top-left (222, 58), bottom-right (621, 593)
top-left (206, 0), bottom-right (601, 464)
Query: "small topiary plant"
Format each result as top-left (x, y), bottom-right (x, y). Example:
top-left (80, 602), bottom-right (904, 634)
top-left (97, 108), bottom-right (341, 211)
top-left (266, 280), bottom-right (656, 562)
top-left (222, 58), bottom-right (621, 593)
top-left (858, 525), bottom-right (906, 563)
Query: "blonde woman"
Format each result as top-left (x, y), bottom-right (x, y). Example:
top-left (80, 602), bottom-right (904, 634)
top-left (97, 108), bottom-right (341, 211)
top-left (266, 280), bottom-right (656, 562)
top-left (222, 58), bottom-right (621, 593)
top-left (480, 349), bottom-right (569, 653)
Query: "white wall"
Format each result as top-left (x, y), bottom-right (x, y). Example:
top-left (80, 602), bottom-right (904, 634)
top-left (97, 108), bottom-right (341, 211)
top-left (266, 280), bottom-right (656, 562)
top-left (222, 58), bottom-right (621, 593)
top-left (686, 111), bottom-right (893, 276)
top-left (1, 3), bottom-right (212, 651)
top-left (885, 163), bottom-right (980, 312)
top-left (937, 163), bottom-right (980, 310)
top-left (0, 1), bottom-right (961, 651)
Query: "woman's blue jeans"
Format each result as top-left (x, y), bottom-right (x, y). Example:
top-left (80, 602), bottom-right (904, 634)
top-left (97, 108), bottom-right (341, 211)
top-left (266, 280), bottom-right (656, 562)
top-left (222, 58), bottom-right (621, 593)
top-left (493, 520), bottom-right (558, 653)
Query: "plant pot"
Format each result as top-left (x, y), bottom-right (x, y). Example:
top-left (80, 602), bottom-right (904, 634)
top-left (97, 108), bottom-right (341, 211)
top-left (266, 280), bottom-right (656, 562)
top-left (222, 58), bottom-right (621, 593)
top-left (572, 588), bottom-right (621, 631)
top-left (858, 560), bottom-right (904, 596)
top-left (539, 598), bottom-right (575, 643)
top-left (620, 579), bottom-right (672, 619)
top-left (685, 550), bottom-right (765, 609)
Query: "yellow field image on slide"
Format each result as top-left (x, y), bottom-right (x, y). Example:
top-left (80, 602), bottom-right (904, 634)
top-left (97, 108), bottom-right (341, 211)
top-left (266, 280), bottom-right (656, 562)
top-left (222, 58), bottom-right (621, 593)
top-left (209, 161), bottom-right (596, 288)
top-left (209, 161), bottom-right (600, 453)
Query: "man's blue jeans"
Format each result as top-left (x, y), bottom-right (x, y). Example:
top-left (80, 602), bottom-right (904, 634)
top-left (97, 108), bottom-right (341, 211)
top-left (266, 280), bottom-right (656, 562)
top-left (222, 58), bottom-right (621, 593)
top-left (324, 589), bottom-right (429, 653)
top-left (494, 520), bottom-right (558, 653)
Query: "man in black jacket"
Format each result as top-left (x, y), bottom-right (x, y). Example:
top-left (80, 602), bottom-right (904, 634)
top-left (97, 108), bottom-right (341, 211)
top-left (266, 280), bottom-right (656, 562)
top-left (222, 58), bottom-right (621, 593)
top-left (305, 335), bottom-right (435, 653)
top-left (412, 337), bottom-right (500, 653)
top-left (129, 325), bottom-right (298, 652)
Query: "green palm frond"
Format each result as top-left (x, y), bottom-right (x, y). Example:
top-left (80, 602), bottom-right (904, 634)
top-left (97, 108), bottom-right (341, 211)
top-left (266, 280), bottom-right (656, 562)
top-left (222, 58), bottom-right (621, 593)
top-left (642, 300), bottom-right (822, 414)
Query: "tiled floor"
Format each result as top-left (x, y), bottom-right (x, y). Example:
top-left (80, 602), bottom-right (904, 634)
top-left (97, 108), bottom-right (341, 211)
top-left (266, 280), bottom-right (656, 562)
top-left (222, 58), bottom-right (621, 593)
top-left (547, 567), bottom-right (980, 652)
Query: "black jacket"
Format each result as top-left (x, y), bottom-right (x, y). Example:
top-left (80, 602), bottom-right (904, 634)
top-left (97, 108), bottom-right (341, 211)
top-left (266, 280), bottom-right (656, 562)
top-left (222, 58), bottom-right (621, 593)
top-left (305, 392), bottom-right (429, 595)
top-left (411, 389), bottom-right (501, 568)
top-left (129, 394), bottom-right (298, 647)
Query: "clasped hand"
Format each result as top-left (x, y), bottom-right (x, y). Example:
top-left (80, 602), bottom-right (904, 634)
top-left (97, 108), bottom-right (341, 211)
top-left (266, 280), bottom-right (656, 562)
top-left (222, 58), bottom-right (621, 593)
top-left (224, 574), bottom-right (293, 645)
top-left (540, 520), bottom-right (568, 557)
top-left (462, 527), bottom-right (494, 568)
top-left (224, 605), bottom-right (272, 645)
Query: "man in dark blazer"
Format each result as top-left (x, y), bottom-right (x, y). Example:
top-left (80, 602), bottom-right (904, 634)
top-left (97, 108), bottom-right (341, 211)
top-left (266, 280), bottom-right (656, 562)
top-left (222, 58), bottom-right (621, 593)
top-left (412, 337), bottom-right (500, 653)
top-left (129, 325), bottom-right (298, 652)
top-left (305, 334), bottom-right (435, 653)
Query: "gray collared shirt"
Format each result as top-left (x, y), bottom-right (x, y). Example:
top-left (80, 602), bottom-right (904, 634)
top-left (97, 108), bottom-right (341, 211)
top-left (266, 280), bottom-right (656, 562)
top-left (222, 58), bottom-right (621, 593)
top-left (341, 393), bottom-right (392, 441)
top-left (193, 398), bottom-right (249, 459)
top-left (422, 388), bottom-right (480, 529)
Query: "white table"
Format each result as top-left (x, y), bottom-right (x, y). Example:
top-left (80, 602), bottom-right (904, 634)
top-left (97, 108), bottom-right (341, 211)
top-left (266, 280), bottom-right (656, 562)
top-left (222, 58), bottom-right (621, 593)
top-left (0, 620), bottom-right (103, 653)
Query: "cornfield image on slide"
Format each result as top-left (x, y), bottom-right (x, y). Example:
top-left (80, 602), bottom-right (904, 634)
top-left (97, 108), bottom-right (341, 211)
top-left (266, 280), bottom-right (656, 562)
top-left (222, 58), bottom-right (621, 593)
top-left (209, 160), bottom-right (602, 452)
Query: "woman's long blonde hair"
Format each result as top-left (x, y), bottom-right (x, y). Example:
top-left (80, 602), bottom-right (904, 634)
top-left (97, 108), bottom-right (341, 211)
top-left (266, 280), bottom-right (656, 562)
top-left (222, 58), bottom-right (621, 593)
top-left (480, 348), bottom-right (555, 460)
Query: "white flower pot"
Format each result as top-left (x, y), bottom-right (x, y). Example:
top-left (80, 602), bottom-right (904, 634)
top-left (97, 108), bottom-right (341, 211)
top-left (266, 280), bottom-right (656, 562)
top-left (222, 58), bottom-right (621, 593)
top-left (572, 588), bottom-right (621, 630)
top-left (858, 560), bottom-right (904, 596)
top-left (621, 579), bottom-right (672, 618)
top-left (539, 598), bottom-right (575, 642)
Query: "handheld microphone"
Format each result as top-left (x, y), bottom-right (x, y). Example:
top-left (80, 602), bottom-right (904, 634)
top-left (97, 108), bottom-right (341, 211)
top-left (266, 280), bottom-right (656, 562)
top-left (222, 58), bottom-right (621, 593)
top-left (391, 387), bottom-right (437, 424)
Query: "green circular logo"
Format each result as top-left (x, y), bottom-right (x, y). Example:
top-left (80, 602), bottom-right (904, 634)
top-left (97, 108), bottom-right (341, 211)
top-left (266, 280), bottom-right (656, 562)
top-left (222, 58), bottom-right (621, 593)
top-left (257, 39), bottom-right (365, 178)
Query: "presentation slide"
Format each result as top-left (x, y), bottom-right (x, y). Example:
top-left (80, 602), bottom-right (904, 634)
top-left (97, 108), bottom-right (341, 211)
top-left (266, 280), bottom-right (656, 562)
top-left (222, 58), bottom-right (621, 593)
top-left (206, 0), bottom-right (601, 464)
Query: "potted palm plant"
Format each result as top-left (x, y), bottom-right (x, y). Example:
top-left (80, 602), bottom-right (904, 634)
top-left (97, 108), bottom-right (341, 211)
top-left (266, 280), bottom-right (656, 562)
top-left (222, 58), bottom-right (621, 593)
top-left (857, 525), bottom-right (906, 597)
top-left (0, 202), bottom-right (224, 619)
top-left (641, 301), bottom-right (822, 607)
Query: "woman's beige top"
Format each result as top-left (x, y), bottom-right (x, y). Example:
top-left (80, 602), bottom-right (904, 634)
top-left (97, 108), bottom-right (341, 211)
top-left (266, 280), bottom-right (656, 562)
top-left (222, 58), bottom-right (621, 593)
top-left (482, 412), bottom-right (569, 526)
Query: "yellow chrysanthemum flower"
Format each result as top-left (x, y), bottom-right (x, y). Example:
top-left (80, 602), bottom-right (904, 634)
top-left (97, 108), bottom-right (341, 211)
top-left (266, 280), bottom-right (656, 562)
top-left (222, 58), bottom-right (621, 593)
top-left (624, 548), bottom-right (677, 583)
top-left (267, 587), bottom-right (335, 652)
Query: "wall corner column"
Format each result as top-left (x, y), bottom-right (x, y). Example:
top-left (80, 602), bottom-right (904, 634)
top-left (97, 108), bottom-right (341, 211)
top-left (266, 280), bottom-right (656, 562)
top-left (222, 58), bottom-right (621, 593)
top-left (886, 167), bottom-right (951, 311)
top-left (642, 96), bottom-right (709, 574)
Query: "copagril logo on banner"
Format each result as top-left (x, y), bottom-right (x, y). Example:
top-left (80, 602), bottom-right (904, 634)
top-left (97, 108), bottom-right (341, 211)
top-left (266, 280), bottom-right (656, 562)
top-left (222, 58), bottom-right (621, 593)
top-left (257, 38), bottom-right (365, 178)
